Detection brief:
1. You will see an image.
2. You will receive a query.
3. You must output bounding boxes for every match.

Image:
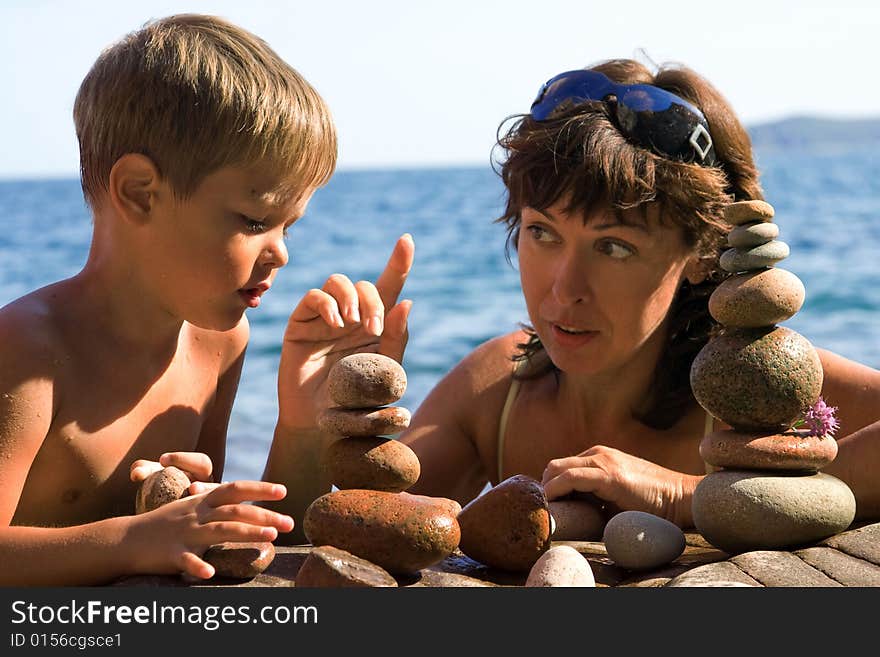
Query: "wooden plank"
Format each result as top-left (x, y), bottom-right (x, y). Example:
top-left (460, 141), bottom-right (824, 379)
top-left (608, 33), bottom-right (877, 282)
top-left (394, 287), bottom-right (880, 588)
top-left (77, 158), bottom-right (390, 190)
top-left (794, 547), bottom-right (880, 586)
top-left (666, 561), bottom-right (762, 587)
top-left (820, 522), bottom-right (880, 566)
top-left (730, 551), bottom-right (840, 587)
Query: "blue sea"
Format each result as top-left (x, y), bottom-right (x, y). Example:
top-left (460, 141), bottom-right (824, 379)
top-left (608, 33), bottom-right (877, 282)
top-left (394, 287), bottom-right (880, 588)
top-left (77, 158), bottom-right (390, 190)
top-left (1, 146), bottom-right (878, 482)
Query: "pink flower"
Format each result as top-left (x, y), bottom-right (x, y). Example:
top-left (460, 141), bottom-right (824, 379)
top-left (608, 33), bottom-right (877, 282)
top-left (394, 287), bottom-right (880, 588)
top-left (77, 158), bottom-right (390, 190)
top-left (801, 397), bottom-right (840, 438)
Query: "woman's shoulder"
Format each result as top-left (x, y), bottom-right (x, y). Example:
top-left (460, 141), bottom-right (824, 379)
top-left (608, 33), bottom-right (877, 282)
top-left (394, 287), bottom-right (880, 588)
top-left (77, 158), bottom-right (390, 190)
top-left (454, 330), bottom-right (529, 387)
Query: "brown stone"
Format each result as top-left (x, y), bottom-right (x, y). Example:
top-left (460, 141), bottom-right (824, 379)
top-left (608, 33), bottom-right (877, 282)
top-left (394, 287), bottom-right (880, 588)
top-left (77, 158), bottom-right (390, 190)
top-left (690, 326), bottom-right (823, 431)
top-left (134, 466), bottom-right (190, 514)
top-left (723, 200), bottom-right (774, 225)
top-left (295, 545), bottom-right (398, 587)
top-left (323, 436), bottom-right (420, 492)
top-left (700, 428), bottom-right (838, 471)
top-left (303, 489), bottom-right (460, 574)
top-left (708, 268), bottom-right (805, 328)
top-left (457, 475), bottom-right (552, 572)
top-left (327, 353), bottom-right (407, 409)
top-left (317, 406), bottom-right (411, 436)
top-left (549, 498), bottom-right (605, 541)
top-left (204, 542), bottom-right (275, 579)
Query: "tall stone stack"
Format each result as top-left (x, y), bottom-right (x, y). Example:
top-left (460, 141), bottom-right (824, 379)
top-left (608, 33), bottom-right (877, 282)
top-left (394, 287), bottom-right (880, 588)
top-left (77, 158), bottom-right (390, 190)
top-left (689, 200), bottom-right (856, 554)
top-left (298, 353), bottom-right (461, 586)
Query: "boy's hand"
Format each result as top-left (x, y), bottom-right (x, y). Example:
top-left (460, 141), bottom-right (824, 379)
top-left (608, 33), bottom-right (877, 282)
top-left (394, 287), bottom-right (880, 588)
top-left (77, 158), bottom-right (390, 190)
top-left (276, 234), bottom-right (414, 431)
top-left (130, 452), bottom-right (214, 486)
top-left (126, 480), bottom-right (294, 579)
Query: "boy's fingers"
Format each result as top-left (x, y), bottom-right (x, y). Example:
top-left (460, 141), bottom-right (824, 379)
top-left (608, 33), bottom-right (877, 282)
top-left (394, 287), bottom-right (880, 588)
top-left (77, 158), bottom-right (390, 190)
top-left (159, 452), bottom-right (212, 481)
top-left (205, 521), bottom-right (279, 543)
top-left (203, 481), bottom-right (287, 507)
top-left (375, 234), bottom-right (414, 310)
top-left (288, 288), bottom-right (345, 330)
top-left (321, 274), bottom-right (361, 324)
top-left (179, 551), bottom-right (215, 580)
top-left (205, 504), bottom-right (295, 532)
top-left (130, 460), bottom-right (163, 482)
top-left (189, 481), bottom-right (222, 495)
top-left (378, 300), bottom-right (411, 363)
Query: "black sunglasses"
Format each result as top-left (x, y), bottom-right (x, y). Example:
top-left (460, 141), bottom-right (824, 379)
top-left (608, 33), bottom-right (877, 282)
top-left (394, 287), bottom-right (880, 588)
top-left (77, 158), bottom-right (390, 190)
top-left (530, 69), bottom-right (716, 166)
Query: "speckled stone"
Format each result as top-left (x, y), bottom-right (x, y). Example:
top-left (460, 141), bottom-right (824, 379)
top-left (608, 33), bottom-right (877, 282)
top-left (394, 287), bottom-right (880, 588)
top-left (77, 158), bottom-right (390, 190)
top-left (457, 475), bottom-right (552, 572)
top-left (204, 542), bottom-right (275, 579)
top-left (602, 511), bottom-right (686, 571)
top-left (700, 428), bottom-right (838, 471)
top-left (327, 353), bottom-right (407, 409)
top-left (708, 268), bottom-right (805, 327)
top-left (549, 498), bottom-right (606, 541)
top-left (303, 489), bottom-right (460, 574)
top-left (723, 200), bottom-right (775, 225)
top-left (690, 326), bottom-right (823, 431)
top-left (323, 436), bottom-right (420, 492)
top-left (295, 546), bottom-right (398, 587)
top-left (719, 240), bottom-right (790, 273)
top-left (692, 470), bottom-right (856, 554)
top-left (317, 406), bottom-right (411, 436)
top-left (134, 466), bottom-right (190, 514)
top-left (727, 221), bottom-right (780, 248)
top-left (525, 545), bottom-right (595, 587)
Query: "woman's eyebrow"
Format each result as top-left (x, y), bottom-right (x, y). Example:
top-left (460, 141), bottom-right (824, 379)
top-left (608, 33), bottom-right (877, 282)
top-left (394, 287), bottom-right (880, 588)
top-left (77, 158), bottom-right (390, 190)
top-left (592, 221), bottom-right (650, 234)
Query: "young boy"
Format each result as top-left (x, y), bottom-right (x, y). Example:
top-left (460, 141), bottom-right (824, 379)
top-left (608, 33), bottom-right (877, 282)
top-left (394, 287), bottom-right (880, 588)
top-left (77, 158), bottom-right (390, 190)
top-left (0, 13), bottom-right (413, 585)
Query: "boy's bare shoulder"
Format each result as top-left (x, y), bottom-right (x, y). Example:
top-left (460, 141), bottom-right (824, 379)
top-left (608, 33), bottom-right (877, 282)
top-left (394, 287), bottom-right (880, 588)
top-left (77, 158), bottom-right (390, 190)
top-left (0, 285), bottom-right (66, 370)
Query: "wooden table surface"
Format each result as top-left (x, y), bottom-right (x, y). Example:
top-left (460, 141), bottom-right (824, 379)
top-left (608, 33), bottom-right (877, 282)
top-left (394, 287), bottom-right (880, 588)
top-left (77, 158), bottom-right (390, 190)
top-left (115, 520), bottom-right (880, 588)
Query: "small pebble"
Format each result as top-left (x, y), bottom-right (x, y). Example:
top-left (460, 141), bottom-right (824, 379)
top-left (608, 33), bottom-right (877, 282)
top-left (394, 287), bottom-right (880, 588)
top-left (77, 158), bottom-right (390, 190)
top-left (723, 200), bottom-right (775, 225)
top-left (135, 466), bottom-right (190, 514)
top-left (295, 545), bottom-right (398, 587)
top-left (727, 221), bottom-right (779, 248)
top-left (525, 545), bottom-right (595, 587)
top-left (327, 353), bottom-right (407, 409)
top-left (317, 406), bottom-right (411, 436)
top-left (719, 240), bottom-right (790, 272)
top-left (603, 511), bottom-right (686, 571)
top-left (549, 498), bottom-right (606, 541)
top-left (323, 436), bottom-right (420, 492)
top-left (204, 542), bottom-right (275, 579)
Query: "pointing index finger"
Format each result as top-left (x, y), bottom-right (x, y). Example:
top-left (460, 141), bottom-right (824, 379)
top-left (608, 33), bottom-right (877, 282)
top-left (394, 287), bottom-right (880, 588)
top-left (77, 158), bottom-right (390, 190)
top-left (375, 234), bottom-right (414, 310)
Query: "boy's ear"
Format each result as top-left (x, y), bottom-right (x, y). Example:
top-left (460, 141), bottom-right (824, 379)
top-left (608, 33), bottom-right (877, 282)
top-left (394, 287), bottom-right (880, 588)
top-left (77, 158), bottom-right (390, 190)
top-left (108, 154), bottom-right (163, 223)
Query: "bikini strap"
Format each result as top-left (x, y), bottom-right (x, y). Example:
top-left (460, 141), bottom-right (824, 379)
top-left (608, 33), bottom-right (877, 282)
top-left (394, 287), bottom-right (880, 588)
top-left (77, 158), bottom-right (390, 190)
top-left (497, 360), bottom-right (526, 483)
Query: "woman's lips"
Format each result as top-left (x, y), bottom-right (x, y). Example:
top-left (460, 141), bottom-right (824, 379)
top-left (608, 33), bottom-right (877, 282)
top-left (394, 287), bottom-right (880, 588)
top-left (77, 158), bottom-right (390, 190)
top-left (549, 322), bottom-right (599, 349)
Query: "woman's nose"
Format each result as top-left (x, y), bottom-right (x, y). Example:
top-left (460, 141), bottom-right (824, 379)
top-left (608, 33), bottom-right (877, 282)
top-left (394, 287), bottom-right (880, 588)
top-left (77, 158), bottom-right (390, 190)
top-left (551, 251), bottom-right (592, 305)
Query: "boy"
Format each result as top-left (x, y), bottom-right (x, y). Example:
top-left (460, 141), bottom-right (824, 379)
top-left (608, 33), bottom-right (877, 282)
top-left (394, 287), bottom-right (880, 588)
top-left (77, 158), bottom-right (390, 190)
top-left (0, 13), bottom-right (413, 584)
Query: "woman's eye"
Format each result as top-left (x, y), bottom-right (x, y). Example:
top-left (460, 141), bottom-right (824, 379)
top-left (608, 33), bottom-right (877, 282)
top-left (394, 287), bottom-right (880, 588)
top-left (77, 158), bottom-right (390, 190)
top-left (525, 224), bottom-right (557, 243)
top-left (597, 239), bottom-right (635, 259)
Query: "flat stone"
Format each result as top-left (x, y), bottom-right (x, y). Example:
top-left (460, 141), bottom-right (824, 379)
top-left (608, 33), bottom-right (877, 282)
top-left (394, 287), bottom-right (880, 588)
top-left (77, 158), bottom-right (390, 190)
top-left (525, 545), bottom-right (595, 587)
top-left (327, 353), bottom-right (407, 409)
top-left (727, 221), bottom-right (780, 247)
top-left (708, 268), bottom-right (805, 327)
top-left (294, 545), bottom-right (397, 587)
top-left (690, 326), bottom-right (823, 431)
top-left (457, 475), bottom-right (552, 572)
top-left (317, 406), bottom-right (411, 436)
top-left (134, 466), bottom-right (190, 514)
top-left (793, 547), bottom-right (880, 586)
top-left (730, 550), bottom-right (840, 586)
top-left (303, 489), bottom-right (460, 574)
top-left (692, 471), bottom-right (856, 554)
top-left (549, 498), bottom-right (605, 541)
top-left (323, 436), bottom-right (420, 492)
top-left (204, 542), bottom-right (275, 580)
top-left (666, 561), bottom-right (762, 587)
top-left (602, 511), bottom-right (686, 571)
top-left (700, 428), bottom-right (838, 471)
top-left (720, 240), bottom-right (790, 272)
top-left (820, 523), bottom-right (880, 566)
top-left (723, 200), bottom-right (775, 225)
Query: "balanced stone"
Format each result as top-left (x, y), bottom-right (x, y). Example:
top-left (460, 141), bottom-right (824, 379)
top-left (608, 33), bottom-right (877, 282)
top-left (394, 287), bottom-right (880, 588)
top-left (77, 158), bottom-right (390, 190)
top-left (700, 428), bottom-right (838, 471)
top-left (690, 326), bottom-right (823, 431)
top-left (602, 511), bottom-right (686, 571)
top-left (525, 545), bottom-right (595, 587)
top-left (457, 475), bottom-right (552, 571)
top-left (323, 436), bottom-right (420, 492)
top-left (303, 489), bottom-right (460, 574)
top-left (692, 470), bottom-right (856, 554)
top-left (135, 466), bottom-right (190, 514)
top-left (723, 200), bottom-right (774, 225)
top-left (328, 353), bottom-right (407, 409)
top-left (709, 268), bottom-right (805, 327)
top-left (204, 542), bottom-right (275, 579)
top-left (295, 545), bottom-right (398, 587)
top-left (318, 406), bottom-right (411, 436)
top-left (549, 498), bottom-right (605, 541)
top-left (719, 240), bottom-right (790, 272)
top-left (727, 221), bottom-right (779, 248)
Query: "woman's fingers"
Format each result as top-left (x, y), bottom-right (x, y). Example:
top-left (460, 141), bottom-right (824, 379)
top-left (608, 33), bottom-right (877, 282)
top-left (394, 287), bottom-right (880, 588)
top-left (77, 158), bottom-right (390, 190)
top-left (542, 466), bottom-right (606, 501)
top-left (159, 452), bottom-right (213, 482)
top-left (542, 456), bottom-right (590, 485)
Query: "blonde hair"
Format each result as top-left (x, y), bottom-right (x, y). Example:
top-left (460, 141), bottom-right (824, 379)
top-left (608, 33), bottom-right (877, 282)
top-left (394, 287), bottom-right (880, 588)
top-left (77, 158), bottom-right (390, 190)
top-left (74, 14), bottom-right (337, 205)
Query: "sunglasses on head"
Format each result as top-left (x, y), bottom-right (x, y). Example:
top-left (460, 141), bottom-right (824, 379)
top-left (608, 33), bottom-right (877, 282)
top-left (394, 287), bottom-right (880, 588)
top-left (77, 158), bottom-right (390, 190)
top-left (530, 69), bottom-right (716, 166)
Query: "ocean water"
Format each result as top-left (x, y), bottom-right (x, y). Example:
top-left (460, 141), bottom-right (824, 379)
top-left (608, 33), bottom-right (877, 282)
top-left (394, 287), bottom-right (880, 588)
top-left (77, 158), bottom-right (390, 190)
top-left (1, 146), bottom-right (878, 482)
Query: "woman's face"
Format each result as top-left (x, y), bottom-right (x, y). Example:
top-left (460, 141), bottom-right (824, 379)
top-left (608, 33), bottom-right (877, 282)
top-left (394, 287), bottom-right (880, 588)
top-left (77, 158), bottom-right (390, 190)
top-left (517, 198), bottom-right (700, 376)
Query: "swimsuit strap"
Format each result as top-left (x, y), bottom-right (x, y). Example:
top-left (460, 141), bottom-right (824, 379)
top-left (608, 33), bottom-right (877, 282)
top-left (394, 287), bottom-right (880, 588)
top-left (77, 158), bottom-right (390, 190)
top-left (497, 360), bottom-right (527, 483)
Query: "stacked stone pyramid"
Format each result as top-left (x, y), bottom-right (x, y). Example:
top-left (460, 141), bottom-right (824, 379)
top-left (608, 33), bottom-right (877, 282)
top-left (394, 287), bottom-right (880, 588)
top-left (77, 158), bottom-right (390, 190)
top-left (297, 353), bottom-right (461, 586)
top-left (689, 200), bottom-right (856, 554)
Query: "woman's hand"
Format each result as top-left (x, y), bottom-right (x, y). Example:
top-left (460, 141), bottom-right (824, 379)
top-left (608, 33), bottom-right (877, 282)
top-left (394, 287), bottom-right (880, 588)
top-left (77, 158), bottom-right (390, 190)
top-left (130, 451), bottom-right (215, 488)
top-left (276, 234), bottom-right (414, 432)
top-left (542, 445), bottom-right (701, 527)
top-left (124, 480), bottom-right (294, 579)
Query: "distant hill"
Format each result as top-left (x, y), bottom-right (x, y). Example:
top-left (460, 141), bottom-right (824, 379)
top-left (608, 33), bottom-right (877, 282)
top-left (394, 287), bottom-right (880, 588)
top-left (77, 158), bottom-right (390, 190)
top-left (747, 116), bottom-right (880, 150)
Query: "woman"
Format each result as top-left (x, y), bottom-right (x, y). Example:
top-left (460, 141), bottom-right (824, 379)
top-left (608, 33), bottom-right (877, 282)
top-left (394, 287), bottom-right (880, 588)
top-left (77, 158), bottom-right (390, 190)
top-left (395, 59), bottom-right (880, 527)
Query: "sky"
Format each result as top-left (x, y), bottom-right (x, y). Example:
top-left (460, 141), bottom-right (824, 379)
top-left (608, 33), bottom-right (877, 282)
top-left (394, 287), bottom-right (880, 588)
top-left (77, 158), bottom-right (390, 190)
top-left (1, 0), bottom-right (878, 178)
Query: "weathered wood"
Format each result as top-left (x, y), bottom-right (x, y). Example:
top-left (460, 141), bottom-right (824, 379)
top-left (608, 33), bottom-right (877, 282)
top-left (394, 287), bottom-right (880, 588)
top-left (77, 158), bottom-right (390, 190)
top-left (819, 523), bottom-right (880, 567)
top-left (666, 561), bottom-right (762, 587)
top-left (794, 547), bottom-right (880, 586)
top-left (730, 551), bottom-right (840, 587)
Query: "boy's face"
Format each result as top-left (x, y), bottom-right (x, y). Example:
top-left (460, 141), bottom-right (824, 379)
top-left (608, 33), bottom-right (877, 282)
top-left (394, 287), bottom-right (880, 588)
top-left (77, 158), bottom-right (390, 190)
top-left (143, 165), bottom-right (315, 330)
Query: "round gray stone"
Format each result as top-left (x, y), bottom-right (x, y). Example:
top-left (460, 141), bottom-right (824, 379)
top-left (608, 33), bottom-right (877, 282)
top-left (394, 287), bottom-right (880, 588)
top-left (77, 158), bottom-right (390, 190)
top-left (720, 240), bottom-right (790, 273)
top-left (602, 510), bottom-right (686, 571)
top-left (692, 470), bottom-right (856, 554)
top-left (727, 221), bottom-right (780, 248)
